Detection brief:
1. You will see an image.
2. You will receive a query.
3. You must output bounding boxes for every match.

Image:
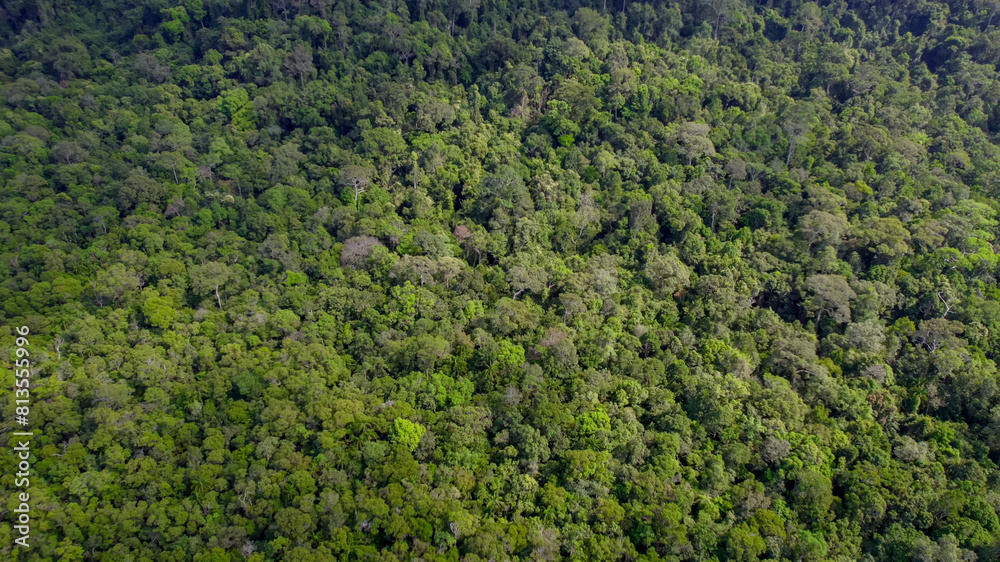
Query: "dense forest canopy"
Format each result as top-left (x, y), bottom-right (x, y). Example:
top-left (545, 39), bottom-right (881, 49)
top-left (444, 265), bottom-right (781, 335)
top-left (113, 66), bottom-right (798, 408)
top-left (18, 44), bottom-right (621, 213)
top-left (3, 0), bottom-right (1000, 560)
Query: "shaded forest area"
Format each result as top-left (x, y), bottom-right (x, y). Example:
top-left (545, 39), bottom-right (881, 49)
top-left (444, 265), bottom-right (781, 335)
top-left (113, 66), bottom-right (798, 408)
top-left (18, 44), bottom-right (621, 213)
top-left (4, 0), bottom-right (1000, 560)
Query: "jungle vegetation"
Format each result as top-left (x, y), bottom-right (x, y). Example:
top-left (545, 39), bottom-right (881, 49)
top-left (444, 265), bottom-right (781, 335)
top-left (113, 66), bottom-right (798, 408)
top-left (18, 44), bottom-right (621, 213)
top-left (4, 0), bottom-right (1000, 560)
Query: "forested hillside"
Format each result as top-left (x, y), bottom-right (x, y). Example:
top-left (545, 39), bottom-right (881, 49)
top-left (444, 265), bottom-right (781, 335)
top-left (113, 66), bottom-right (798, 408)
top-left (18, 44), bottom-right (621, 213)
top-left (3, 0), bottom-right (1000, 560)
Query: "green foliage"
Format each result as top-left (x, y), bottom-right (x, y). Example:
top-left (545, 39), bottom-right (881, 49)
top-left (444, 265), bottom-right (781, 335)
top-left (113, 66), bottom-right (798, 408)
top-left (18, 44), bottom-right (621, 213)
top-left (2, 0), bottom-right (1000, 560)
top-left (391, 418), bottom-right (427, 451)
top-left (216, 88), bottom-right (256, 130)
